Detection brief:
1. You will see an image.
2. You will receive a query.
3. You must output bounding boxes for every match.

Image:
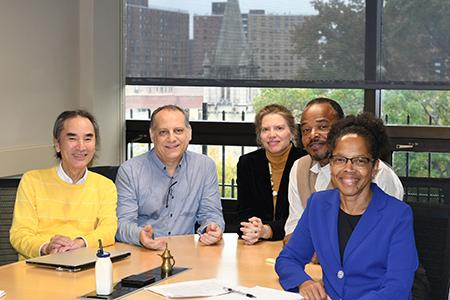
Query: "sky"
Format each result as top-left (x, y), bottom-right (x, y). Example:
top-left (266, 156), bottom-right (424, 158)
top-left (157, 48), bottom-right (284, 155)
top-left (147, 0), bottom-right (317, 16)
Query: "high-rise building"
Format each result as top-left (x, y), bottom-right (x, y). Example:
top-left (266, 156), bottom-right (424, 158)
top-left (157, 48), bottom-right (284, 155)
top-left (247, 13), bottom-right (305, 79)
top-left (193, 0), bottom-right (305, 80)
top-left (192, 14), bottom-right (223, 76)
top-left (126, 3), bottom-right (189, 77)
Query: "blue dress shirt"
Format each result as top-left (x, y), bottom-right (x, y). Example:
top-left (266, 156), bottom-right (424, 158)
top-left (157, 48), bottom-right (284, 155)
top-left (115, 149), bottom-right (225, 246)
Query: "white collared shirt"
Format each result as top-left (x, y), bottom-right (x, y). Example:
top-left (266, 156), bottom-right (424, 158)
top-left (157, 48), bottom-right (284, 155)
top-left (310, 161), bottom-right (331, 192)
top-left (57, 162), bottom-right (88, 185)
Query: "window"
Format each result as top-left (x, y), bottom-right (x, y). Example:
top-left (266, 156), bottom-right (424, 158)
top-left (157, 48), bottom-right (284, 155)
top-left (125, 0), bottom-right (450, 195)
top-left (381, 90), bottom-right (449, 126)
top-left (127, 1), bottom-right (365, 82)
top-left (381, 0), bottom-right (450, 83)
top-left (393, 152), bottom-right (449, 179)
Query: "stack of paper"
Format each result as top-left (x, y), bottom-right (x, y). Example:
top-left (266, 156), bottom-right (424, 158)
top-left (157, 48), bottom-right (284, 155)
top-left (147, 279), bottom-right (227, 298)
top-left (146, 279), bottom-right (303, 299)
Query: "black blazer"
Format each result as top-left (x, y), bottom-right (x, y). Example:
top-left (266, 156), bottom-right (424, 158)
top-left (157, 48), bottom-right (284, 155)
top-left (236, 145), bottom-right (304, 240)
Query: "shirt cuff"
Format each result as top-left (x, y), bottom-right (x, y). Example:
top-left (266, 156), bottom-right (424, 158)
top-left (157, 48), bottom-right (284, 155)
top-left (38, 242), bottom-right (47, 256)
top-left (74, 236), bottom-right (88, 248)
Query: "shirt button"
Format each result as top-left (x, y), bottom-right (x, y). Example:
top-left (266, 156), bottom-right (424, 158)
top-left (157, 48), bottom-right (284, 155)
top-left (337, 270), bottom-right (344, 279)
top-left (170, 214), bottom-right (173, 217)
top-left (168, 232), bottom-right (171, 235)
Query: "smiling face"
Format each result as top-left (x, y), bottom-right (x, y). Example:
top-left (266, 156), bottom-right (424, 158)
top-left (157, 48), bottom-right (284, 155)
top-left (54, 116), bottom-right (96, 178)
top-left (330, 133), bottom-right (378, 203)
top-left (300, 103), bottom-right (338, 165)
top-left (259, 113), bottom-right (292, 155)
top-left (149, 109), bottom-right (192, 167)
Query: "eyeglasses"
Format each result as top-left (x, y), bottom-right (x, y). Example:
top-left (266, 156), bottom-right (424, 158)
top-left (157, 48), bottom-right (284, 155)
top-left (165, 179), bottom-right (178, 208)
top-left (330, 155), bottom-right (374, 168)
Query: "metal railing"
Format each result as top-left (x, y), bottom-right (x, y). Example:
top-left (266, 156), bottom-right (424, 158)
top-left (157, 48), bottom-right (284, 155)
top-left (127, 108), bottom-right (450, 199)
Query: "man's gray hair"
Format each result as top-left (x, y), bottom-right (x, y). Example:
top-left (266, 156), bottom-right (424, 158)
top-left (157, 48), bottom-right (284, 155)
top-left (149, 105), bottom-right (191, 129)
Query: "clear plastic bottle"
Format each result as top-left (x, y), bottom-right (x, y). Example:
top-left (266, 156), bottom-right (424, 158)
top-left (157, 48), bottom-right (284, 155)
top-left (95, 240), bottom-right (113, 295)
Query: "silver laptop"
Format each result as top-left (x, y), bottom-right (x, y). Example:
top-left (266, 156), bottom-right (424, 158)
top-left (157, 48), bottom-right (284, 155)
top-left (26, 247), bottom-right (131, 272)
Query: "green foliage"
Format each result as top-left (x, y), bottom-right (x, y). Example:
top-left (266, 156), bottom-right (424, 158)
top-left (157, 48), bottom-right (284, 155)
top-left (393, 152), bottom-right (449, 178)
top-left (252, 88), bottom-right (449, 178)
top-left (284, 0), bottom-right (450, 178)
top-left (383, 0), bottom-right (450, 81)
top-left (208, 146), bottom-right (242, 198)
top-left (252, 88), bottom-right (364, 120)
top-left (382, 90), bottom-right (450, 125)
top-left (252, 89), bottom-right (318, 120)
top-left (292, 0), bottom-right (365, 80)
top-left (292, 0), bottom-right (450, 81)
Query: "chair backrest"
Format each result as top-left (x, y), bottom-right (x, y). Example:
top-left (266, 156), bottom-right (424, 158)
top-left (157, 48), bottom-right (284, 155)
top-left (0, 178), bottom-right (20, 265)
top-left (401, 177), bottom-right (450, 300)
top-left (410, 203), bottom-right (450, 300)
top-left (89, 166), bottom-right (119, 182)
top-left (221, 198), bottom-right (239, 233)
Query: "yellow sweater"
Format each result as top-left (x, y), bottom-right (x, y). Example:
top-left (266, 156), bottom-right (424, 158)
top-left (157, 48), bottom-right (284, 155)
top-left (9, 167), bottom-right (117, 259)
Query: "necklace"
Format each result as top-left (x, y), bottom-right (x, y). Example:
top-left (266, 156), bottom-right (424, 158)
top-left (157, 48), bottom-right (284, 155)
top-left (268, 162), bottom-right (278, 197)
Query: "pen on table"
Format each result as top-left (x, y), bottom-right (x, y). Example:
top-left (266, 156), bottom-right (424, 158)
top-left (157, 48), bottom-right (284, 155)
top-left (224, 287), bottom-right (256, 298)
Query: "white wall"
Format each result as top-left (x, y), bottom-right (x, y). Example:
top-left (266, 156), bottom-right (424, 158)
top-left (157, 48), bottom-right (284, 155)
top-left (0, 0), bottom-right (123, 177)
top-left (79, 0), bottom-right (124, 167)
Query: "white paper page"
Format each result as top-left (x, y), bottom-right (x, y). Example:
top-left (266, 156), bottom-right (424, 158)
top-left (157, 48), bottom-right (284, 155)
top-left (146, 278), bottom-right (230, 298)
top-left (0, 290), bottom-right (5, 298)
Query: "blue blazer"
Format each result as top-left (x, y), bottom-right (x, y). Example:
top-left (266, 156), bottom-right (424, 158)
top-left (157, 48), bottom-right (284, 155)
top-left (276, 184), bottom-right (418, 300)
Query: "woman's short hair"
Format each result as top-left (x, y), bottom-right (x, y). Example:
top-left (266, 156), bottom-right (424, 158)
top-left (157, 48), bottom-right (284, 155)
top-left (327, 112), bottom-right (389, 161)
top-left (254, 104), bottom-right (297, 146)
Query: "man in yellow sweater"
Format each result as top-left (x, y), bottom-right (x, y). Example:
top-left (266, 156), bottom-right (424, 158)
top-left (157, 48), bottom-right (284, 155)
top-left (9, 110), bottom-right (117, 259)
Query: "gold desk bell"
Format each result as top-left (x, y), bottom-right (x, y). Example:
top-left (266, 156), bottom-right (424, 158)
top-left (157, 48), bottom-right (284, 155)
top-left (158, 244), bottom-right (175, 275)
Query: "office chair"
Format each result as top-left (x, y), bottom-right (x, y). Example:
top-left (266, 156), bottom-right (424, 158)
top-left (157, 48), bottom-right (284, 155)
top-left (0, 178), bottom-right (20, 265)
top-left (402, 177), bottom-right (450, 300)
top-left (89, 166), bottom-right (119, 182)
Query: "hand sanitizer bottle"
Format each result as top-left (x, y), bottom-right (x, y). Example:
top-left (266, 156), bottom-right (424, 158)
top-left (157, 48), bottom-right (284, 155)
top-left (95, 239), bottom-right (113, 295)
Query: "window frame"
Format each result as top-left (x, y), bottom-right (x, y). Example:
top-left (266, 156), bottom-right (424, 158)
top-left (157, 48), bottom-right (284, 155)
top-left (125, 0), bottom-right (450, 169)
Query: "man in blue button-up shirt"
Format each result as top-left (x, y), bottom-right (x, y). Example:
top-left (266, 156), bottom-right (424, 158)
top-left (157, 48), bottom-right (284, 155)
top-left (116, 105), bottom-right (225, 249)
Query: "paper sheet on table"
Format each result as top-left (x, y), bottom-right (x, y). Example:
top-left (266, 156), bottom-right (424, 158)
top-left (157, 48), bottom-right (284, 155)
top-left (213, 286), bottom-right (303, 300)
top-left (0, 290), bottom-right (5, 298)
top-left (146, 278), bottom-right (229, 298)
top-left (146, 279), bottom-right (303, 299)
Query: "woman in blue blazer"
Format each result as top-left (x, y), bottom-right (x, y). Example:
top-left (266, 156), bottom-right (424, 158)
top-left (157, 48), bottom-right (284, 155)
top-left (276, 113), bottom-right (418, 300)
